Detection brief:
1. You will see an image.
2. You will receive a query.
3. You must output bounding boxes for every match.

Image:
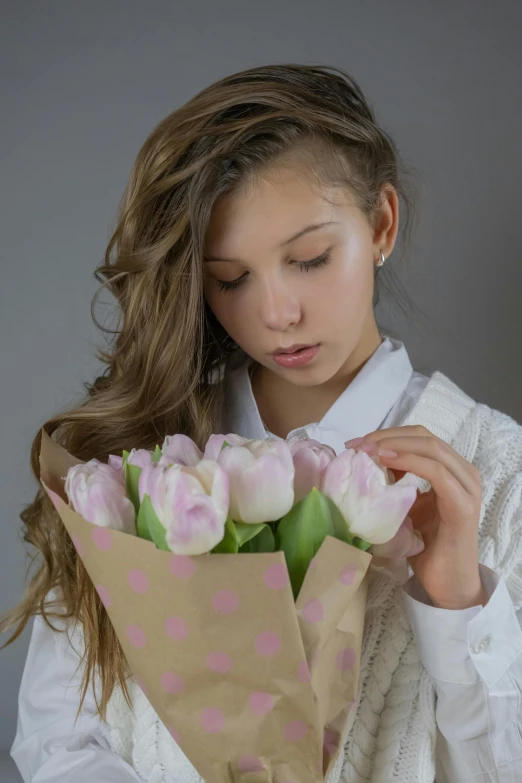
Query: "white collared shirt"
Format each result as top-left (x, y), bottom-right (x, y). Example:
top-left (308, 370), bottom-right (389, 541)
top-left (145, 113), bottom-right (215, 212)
top-left (11, 335), bottom-right (522, 783)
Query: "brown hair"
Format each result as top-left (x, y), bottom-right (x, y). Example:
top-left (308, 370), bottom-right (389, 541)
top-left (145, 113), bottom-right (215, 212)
top-left (0, 63), bottom-right (420, 721)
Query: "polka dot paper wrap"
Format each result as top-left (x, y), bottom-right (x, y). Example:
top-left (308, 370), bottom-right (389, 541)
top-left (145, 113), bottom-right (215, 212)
top-left (39, 428), bottom-right (372, 783)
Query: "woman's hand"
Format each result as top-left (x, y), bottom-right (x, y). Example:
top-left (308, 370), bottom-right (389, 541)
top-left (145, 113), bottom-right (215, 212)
top-left (345, 425), bottom-right (488, 610)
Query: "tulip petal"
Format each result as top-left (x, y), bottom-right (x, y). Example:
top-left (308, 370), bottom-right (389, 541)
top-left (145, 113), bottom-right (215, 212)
top-left (219, 446), bottom-right (294, 523)
top-left (161, 434), bottom-right (203, 466)
top-left (217, 439), bottom-right (295, 524)
top-left (288, 437), bottom-right (336, 503)
top-left (203, 433), bottom-right (248, 461)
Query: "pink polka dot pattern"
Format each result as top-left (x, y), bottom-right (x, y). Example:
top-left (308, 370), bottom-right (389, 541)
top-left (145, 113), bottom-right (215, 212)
top-left (165, 616), bottom-right (189, 641)
top-left (128, 569), bottom-right (149, 593)
top-left (339, 562), bottom-right (357, 585)
top-left (212, 590), bottom-right (239, 615)
top-left (91, 526), bottom-right (112, 551)
top-left (297, 660), bottom-right (311, 683)
top-left (238, 756), bottom-right (264, 773)
top-left (126, 624), bottom-right (146, 648)
top-left (55, 510), bottom-right (366, 774)
top-left (248, 691), bottom-right (274, 715)
top-left (336, 647), bottom-right (356, 671)
top-left (71, 534), bottom-right (84, 556)
top-left (255, 631), bottom-right (281, 657)
top-left (284, 720), bottom-right (308, 742)
top-left (206, 652), bottom-right (231, 674)
top-left (161, 671), bottom-right (184, 694)
top-left (263, 563), bottom-right (289, 590)
top-left (95, 585), bottom-right (112, 609)
top-left (169, 555), bottom-right (195, 580)
top-left (201, 707), bottom-right (225, 733)
top-left (302, 598), bottom-right (323, 624)
top-left (167, 724), bottom-right (181, 743)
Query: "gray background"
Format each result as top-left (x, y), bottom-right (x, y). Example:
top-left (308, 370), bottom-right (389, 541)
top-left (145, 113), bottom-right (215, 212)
top-left (1, 1), bottom-right (521, 779)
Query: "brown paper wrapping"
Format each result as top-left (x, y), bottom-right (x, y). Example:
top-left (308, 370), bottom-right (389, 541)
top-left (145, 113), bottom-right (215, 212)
top-left (38, 428), bottom-right (372, 783)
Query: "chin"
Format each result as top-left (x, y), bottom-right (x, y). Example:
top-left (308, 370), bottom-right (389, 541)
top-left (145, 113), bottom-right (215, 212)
top-left (274, 360), bottom-right (336, 387)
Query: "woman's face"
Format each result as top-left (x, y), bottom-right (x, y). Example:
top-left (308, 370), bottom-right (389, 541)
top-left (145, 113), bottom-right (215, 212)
top-left (203, 168), bottom-right (398, 387)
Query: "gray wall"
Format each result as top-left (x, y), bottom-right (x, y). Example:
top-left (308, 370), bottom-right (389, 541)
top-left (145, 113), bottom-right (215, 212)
top-left (1, 0), bottom-right (521, 766)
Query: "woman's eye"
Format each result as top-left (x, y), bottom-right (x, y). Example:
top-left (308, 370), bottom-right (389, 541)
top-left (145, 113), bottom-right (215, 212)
top-left (215, 250), bottom-right (331, 293)
top-left (296, 249), bottom-right (331, 274)
top-left (216, 273), bottom-right (248, 293)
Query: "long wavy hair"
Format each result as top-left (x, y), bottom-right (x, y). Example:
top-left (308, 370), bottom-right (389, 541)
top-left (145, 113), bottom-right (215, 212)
top-left (1, 63), bottom-right (420, 721)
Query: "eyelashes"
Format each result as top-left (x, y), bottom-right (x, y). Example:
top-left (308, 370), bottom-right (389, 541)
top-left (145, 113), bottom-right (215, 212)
top-left (215, 250), bottom-right (332, 293)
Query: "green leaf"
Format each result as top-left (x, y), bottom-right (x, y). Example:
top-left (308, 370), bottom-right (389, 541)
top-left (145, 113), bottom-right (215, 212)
top-left (275, 488), bottom-right (371, 597)
top-left (276, 488), bottom-right (331, 598)
top-left (239, 524), bottom-right (275, 553)
top-left (136, 497), bottom-right (153, 541)
top-left (322, 493), bottom-right (354, 545)
top-left (125, 462), bottom-right (142, 516)
top-left (151, 445), bottom-right (162, 463)
top-left (351, 536), bottom-right (373, 551)
top-left (234, 521), bottom-right (267, 548)
top-left (212, 516), bottom-right (238, 553)
top-left (139, 493), bottom-right (169, 551)
top-left (122, 449), bottom-right (130, 468)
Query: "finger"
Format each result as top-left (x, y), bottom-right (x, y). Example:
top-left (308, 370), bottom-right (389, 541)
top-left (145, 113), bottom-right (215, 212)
top-left (365, 435), bottom-right (481, 497)
top-left (345, 425), bottom-right (432, 448)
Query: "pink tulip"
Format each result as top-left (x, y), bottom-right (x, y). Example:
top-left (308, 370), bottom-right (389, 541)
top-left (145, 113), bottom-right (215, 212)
top-left (64, 460), bottom-right (136, 535)
top-left (127, 448), bottom-right (155, 470)
top-left (160, 434), bottom-right (203, 466)
top-left (216, 437), bottom-right (294, 524)
top-left (286, 435), bottom-right (336, 502)
top-left (108, 454), bottom-right (123, 472)
top-left (322, 448), bottom-right (419, 544)
top-left (203, 433), bottom-right (249, 461)
top-left (138, 460), bottom-right (229, 555)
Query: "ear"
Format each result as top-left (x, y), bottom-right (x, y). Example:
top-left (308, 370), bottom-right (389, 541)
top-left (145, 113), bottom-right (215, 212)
top-left (372, 184), bottom-right (400, 259)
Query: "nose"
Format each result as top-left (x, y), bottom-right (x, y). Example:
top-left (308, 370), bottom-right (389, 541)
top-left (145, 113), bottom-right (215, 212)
top-left (258, 277), bottom-right (301, 332)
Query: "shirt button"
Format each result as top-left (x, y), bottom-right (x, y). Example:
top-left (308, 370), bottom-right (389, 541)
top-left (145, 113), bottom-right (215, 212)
top-left (471, 635), bottom-right (491, 654)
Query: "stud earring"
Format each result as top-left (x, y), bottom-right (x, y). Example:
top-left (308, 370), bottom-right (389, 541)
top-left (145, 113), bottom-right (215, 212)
top-left (376, 251), bottom-right (386, 267)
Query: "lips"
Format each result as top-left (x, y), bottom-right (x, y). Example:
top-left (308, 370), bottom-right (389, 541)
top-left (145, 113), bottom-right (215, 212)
top-left (273, 344), bottom-right (316, 355)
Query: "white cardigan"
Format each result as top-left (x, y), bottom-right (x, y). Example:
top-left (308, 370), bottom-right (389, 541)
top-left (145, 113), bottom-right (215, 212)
top-left (11, 341), bottom-right (522, 783)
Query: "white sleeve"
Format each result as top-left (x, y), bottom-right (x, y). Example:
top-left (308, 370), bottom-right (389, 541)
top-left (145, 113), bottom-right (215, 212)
top-left (401, 563), bottom-right (522, 782)
top-left (10, 612), bottom-right (141, 783)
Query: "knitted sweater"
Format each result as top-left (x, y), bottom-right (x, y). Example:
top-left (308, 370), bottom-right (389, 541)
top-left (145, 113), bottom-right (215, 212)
top-left (104, 370), bottom-right (522, 783)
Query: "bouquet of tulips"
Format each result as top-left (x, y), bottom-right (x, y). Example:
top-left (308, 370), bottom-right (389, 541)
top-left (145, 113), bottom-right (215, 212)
top-left (38, 429), bottom-right (425, 783)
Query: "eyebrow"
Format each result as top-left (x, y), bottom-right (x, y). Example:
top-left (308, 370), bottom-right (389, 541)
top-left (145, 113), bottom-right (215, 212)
top-left (203, 220), bottom-right (339, 262)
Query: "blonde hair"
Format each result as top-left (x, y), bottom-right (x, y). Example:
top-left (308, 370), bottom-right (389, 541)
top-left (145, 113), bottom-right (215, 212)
top-left (1, 63), bottom-right (419, 720)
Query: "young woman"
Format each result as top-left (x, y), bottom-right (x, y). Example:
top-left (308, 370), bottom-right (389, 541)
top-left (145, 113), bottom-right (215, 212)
top-left (2, 63), bottom-right (522, 783)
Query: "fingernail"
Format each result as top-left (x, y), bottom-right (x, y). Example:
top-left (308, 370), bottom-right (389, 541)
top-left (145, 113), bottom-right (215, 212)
top-left (357, 442), bottom-right (378, 454)
top-left (345, 437), bottom-right (365, 448)
top-left (378, 448), bottom-right (398, 458)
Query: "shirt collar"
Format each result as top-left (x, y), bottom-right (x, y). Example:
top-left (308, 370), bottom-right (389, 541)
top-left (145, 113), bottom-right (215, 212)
top-left (221, 334), bottom-right (414, 454)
